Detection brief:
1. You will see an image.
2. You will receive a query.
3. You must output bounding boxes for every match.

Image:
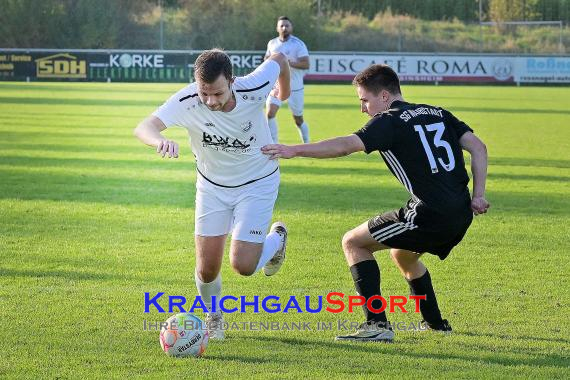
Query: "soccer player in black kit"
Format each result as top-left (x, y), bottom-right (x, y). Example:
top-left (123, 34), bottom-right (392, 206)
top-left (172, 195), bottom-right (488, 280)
top-left (262, 64), bottom-right (489, 342)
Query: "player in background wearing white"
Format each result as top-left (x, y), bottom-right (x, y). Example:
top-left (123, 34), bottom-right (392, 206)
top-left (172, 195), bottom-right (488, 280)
top-left (265, 16), bottom-right (310, 143)
top-left (134, 49), bottom-right (291, 340)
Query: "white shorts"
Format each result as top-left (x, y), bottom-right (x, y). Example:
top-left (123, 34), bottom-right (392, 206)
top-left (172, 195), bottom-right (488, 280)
top-left (194, 170), bottom-right (280, 243)
top-left (267, 89), bottom-right (304, 116)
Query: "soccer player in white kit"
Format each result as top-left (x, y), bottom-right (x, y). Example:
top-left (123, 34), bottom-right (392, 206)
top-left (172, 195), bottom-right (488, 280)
top-left (134, 49), bottom-right (291, 340)
top-left (265, 16), bottom-right (310, 143)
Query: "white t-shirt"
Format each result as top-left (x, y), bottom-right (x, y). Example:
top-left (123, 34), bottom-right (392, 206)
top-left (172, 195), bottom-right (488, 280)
top-left (266, 36), bottom-right (309, 91)
top-left (153, 60), bottom-right (280, 187)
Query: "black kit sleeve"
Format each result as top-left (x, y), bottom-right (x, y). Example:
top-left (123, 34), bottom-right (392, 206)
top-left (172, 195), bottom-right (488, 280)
top-left (442, 109), bottom-right (473, 139)
top-left (353, 114), bottom-right (395, 154)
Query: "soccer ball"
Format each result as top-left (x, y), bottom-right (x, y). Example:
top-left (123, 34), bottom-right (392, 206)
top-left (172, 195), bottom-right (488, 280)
top-left (159, 313), bottom-right (209, 358)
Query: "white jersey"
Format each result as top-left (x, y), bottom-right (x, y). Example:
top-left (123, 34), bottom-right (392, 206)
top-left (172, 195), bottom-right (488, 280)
top-left (266, 36), bottom-right (308, 91)
top-left (153, 60), bottom-right (280, 187)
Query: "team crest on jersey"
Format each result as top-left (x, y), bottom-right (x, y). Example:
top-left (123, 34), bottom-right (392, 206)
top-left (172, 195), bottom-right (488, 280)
top-left (241, 120), bottom-right (253, 132)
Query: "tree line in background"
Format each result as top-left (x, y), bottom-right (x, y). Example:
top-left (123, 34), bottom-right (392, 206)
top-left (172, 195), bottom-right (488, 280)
top-left (1, 0), bottom-right (568, 53)
top-left (319, 0), bottom-right (570, 22)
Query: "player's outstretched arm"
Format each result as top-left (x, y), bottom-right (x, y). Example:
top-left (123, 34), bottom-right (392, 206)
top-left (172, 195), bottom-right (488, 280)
top-left (134, 115), bottom-right (179, 158)
top-left (459, 131), bottom-right (489, 215)
top-left (262, 134), bottom-right (364, 160)
top-left (267, 53), bottom-right (291, 101)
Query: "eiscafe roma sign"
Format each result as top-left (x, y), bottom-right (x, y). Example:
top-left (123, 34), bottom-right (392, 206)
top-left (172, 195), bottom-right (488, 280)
top-left (307, 54), bottom-right (516, 83)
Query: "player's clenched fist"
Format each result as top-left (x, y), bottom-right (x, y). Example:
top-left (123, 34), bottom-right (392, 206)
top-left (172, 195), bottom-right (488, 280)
top-left (156, 139), bottom-right (179, 158)
top-left (471, 196), bottom-right (490, 215)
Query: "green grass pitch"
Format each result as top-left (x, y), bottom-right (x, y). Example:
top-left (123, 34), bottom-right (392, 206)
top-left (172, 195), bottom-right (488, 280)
top-left (0, 81), bottom-right (569, 378)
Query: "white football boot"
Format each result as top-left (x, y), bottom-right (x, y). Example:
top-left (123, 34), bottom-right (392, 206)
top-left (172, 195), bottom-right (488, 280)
top-left (205, 311), bottom-right (225, 340)
top-left (335, 321), bottom-right (394, 342)
top-left (263, 222), bottom-right (288, 276)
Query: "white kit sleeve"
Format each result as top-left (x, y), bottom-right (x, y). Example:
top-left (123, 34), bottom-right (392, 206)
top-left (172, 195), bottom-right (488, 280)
top-left (152, 85), bottom-right (199, 128)
top-left (236, 60), bottom-right (280, 99)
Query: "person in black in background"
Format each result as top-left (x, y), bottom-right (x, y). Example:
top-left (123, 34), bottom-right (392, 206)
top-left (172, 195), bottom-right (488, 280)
top-left (262, 64), bottom-right (489, 342)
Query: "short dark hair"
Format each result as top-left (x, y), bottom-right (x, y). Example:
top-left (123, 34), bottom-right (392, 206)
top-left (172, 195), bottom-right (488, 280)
top-left (277, 16), bottom-right (291, 23)
top-left (352, 64), bottom-right (401, 96)
top-left (194, 48), bottom-right (233, 83)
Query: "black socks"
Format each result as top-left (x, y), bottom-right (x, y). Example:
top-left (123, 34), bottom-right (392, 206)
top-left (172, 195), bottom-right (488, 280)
top-left (407, 269), bottom-right (443, 325)
top-left (349, 260), bottom-right (388, 324)
top-left (349, 261), bottom-right (444, 326)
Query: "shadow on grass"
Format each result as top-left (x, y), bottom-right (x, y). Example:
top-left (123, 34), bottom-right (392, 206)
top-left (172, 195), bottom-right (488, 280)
top-left (1, 165), bottom-right (569, 216)
top-left (446, 106), bottom-right (570, 116)
top-left (5, 152), bottom-right (570, 183)
top-left (0, 155), bottom-right (195, 171)
top-left (456, 331), bottom-right (570, 345)
top-left (410, 95), bottom-right (552, 102)
top-left (0, 171), bottom-right (395, 213)
top-left (3, 143), bottom-right (160, 154)
top-left (1, 154), bottom-right (392, 180)
top-left (0, 96), bottom-right (162, 108)
top-left (488, 172), bottom-right (570, 183)
top-left (1, 112), bottom-right (142, 120)
top-left (203, 354), bottom-right (274, 364)
top-left (242, 334), bottom-right (569, 369)
top-left (490, 157), bottom-right (570, 169)
top-left (0, 267), bottom-right (125, 281)
top-left (3, 130), bottom-right (133, 140)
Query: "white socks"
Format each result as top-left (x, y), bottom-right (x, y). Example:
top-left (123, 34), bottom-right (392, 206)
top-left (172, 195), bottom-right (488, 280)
top-left (195, 270), bottom-right (221, 313)
top-left (268, 117), bottom-right (309, 144)
top-left (254, 231), bottom-right (282, 272)
top-left (298, 122), bottom-right (309, 143)
top-left (195, 232), bottom-right (282, 307)
top-left (268, 117), bottom-right (278, 143)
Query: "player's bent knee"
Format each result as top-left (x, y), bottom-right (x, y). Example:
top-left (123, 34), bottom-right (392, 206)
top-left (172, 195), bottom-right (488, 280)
top-left (196, 268), bottom-right (219, 283)
top-left (341, 231), bottom-right (357, 252)
top-left (229, 252), bottom-right (258, 277)
top-left (341, 232), bottom-right (350, 251)
top-left (230, 261), bottom-right (256, 276)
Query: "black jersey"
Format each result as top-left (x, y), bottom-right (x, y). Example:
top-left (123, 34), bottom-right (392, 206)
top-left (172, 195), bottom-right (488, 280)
top-left (354, 100), bottom-right (473, 215)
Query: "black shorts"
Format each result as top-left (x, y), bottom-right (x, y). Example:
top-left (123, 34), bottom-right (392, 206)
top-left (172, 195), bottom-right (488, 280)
top-left (368, 198), bottom-right (473, 260)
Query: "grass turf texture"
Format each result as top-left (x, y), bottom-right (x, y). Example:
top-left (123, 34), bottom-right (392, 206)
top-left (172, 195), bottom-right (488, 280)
top-left (0, 82), bottom-right (569, 379)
